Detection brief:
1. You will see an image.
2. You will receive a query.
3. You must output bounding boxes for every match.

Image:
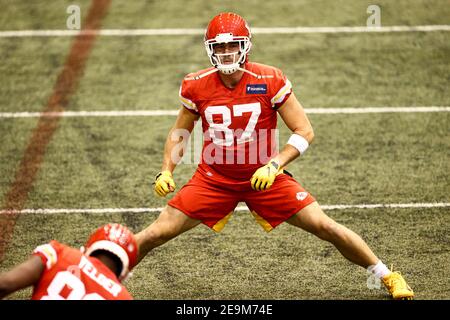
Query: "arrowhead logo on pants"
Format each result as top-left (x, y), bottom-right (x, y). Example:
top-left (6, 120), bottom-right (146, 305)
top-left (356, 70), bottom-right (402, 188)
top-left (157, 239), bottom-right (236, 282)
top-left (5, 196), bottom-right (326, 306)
top-left (296, 192), bottom-right (308, 201)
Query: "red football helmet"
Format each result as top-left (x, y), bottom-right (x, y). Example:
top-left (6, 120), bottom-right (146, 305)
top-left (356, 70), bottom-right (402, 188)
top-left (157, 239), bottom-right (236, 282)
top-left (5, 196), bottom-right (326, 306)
top-left (204, 12), bottom-right (252, 74)
top-left (83, 223), bottom-right (138, 281)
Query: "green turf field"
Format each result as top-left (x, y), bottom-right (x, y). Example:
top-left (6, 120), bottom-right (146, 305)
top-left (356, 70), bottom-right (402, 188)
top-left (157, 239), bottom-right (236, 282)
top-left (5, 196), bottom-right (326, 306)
top-left (0, 0), bottom-right (449, 300)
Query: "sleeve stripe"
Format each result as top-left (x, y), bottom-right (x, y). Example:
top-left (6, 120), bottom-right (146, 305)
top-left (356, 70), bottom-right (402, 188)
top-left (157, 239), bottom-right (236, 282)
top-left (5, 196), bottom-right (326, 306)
top-left (179, 96), bottom-right (197, 111)
top-left (271, 79), bottom-right (292, 105)
top-left (178, 86), bottom-right (198, 112)
top-left (33, 244), bottom-right (57, 269)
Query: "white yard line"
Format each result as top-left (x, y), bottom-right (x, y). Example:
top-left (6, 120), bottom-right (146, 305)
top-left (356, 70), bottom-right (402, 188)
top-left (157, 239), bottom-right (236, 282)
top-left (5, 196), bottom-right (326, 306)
top-left (0, 110), bottom-right (180, 118)
top-left (0, 25), bottom-right (449, 37)
top-left (303, 106), bottom-right (450, 114)
top-left (3, 202), bottom-right (449, 215)
top-left (1, 106), bottom-right (449, 118)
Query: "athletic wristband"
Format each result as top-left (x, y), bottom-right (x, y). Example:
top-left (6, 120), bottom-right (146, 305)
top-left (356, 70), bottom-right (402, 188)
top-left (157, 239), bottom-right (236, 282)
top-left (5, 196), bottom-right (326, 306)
top-left (287, 134), bottom-right (309, 155)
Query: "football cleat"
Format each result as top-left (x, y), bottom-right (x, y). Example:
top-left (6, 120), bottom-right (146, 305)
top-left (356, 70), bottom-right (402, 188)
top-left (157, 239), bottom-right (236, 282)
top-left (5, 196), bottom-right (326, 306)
top-left (382, 271), bottom-right (414, 300)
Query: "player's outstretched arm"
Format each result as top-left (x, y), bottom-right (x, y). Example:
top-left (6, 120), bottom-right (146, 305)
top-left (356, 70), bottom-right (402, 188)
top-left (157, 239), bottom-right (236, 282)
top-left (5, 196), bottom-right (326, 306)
top-left (251, 93), bottom-right (314, 191)
top-left (0, 255), bottom-right (44, 299)
top-left (272, 93), bottom-right (314, 167)
top-left (154, 106), bottom-right (200, 197)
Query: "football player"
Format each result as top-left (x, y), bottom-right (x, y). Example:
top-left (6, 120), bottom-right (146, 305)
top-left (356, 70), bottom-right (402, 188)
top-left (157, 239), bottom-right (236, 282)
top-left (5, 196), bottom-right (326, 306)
top-left (136, 13), bottom-right (414, 300)
top-left (0, 223), bottom-right (137, 300)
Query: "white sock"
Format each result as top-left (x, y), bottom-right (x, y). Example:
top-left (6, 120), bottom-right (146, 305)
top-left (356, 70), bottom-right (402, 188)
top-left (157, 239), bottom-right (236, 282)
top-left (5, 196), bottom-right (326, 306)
top-left (368, 260), bottom-right (391, 279)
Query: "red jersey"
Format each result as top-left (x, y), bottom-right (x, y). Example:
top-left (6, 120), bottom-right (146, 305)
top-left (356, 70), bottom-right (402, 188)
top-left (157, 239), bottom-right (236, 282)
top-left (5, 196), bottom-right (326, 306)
top-left (179, 62), bottom-right (292, 180)
top-left (31, 240), bottom-right (132, 300)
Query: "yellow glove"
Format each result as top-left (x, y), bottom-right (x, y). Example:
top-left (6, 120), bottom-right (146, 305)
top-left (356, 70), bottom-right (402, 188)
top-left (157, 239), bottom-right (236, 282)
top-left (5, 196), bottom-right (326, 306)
top-left (250, 160), bottom-right (281, 191)
top-left (154, 171), bottom-right (176, 197)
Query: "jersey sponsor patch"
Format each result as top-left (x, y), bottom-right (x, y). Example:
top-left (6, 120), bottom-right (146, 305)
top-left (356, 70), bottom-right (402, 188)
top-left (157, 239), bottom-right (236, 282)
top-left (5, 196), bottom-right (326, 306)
top-left (246, 84), bottom-right (267, 94)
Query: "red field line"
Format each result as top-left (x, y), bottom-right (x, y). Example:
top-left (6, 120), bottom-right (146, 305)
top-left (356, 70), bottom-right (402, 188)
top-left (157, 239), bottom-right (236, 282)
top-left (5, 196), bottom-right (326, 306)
top-left (0, 0), bottom-right (111, 261)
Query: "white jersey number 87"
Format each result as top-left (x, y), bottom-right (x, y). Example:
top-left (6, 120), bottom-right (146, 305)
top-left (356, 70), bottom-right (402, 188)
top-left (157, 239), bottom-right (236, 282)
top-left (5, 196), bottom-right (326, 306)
top-left (205, 102), bottom-right (261, 146)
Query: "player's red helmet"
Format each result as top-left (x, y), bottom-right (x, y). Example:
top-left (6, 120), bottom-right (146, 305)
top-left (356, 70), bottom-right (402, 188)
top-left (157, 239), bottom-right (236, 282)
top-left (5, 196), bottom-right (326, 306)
top-left (84, 223), bottom-right (138, 281)
top-left (204, 12), bottom-right (252, 74)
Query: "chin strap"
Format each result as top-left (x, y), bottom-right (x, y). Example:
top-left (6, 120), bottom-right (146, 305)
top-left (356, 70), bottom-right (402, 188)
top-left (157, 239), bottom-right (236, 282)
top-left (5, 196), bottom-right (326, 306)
top-left (185, 66), bottom-right (275, 81)
top-left (237, 67), bottom-right (274, 79)
top-left (185, 68), bottom-right (219, 81)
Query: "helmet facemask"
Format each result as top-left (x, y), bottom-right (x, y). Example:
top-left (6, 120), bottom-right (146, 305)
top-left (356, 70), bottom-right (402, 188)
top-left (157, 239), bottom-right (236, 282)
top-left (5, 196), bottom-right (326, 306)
top-left (205, 33), bottom-right (252, 74)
